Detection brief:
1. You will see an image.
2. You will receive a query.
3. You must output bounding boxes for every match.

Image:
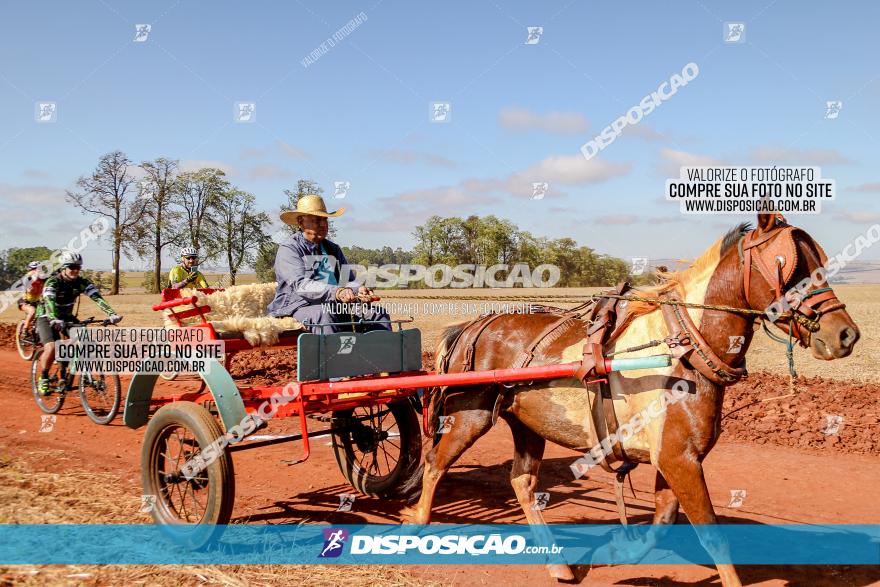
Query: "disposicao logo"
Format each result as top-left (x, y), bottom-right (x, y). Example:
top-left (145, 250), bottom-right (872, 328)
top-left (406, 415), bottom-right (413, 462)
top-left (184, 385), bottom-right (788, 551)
top-left (319, 528), bottom-right (349, 558)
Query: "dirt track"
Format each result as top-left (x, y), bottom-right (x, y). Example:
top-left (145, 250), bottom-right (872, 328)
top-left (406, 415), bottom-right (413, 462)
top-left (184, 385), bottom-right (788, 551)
top-left (1, 346), bottom-right (879, 586)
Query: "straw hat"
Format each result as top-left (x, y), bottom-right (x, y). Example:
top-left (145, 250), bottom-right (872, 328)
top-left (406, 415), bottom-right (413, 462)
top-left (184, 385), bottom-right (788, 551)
top-left (279, 194), bottom-right (345, 225)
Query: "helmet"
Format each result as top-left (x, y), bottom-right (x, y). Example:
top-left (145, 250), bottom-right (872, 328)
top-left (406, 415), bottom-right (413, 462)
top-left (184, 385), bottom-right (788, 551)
top-left (180, 247), bottom-right (199, 259)
top-left (27, 261), bottom-right (41, 270)
top-left (59, 251), bottom-right (83, 267)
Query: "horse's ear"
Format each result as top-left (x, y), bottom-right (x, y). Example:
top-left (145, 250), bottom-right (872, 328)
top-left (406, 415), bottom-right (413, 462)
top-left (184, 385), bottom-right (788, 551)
top-left (756, 213), bottom-right (786, 234)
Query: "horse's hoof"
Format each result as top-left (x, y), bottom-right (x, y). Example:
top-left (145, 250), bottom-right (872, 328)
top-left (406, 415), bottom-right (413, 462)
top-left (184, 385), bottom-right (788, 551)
top-left (547, 563), bottom-right (575, 582)
top-left (399, 506), bottom-right (424, 525)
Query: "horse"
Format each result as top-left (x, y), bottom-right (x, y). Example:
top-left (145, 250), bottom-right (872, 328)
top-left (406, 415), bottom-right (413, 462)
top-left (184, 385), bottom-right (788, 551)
top-left (400, 213), bottom-right (860, 586)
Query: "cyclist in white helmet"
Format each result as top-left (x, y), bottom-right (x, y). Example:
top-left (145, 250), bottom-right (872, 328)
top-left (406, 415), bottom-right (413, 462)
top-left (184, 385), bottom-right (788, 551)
top-left (17, 261), bottom-right (46, 332)
top-left (35, 251), bottom-right (122, 395)
top-left (168, 247), bottom-right (208, 289)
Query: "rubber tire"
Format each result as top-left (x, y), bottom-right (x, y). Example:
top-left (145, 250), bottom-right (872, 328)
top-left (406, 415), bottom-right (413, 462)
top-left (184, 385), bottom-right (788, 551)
top-left (331, 400), bottom-right (422, 498)
top-left (78, 372), bottom-right (121, 425)
top-left (15, 320), bottom-right (37, 361)
top-left (30, 349), bottom-right (65, 415)
top-left (141, 401), bottom-right (235, 549)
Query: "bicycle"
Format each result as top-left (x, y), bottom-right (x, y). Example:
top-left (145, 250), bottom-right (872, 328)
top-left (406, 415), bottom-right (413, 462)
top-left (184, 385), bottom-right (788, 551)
top-left (15, 318), bottom-right (41, 360)
top-left (30, 317), bottom-right (122, 425)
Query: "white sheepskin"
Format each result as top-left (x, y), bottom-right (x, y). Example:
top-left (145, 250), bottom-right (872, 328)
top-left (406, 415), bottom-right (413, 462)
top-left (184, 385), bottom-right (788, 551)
top-left (162, 283), bottom-right (305, 347)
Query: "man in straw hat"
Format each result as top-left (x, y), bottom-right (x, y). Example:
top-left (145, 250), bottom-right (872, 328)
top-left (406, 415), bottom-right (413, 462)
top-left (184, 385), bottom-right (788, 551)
top-left (267, 194), bottom-right (391, 333)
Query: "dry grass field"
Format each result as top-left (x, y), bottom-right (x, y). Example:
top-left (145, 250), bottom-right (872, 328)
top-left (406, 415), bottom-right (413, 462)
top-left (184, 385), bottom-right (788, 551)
top-left (2, 285), bottom-right (876, 382)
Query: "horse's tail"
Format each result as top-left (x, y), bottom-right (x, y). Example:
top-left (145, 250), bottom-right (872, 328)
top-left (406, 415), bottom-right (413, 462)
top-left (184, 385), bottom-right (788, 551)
top-left (399, 320), bottom-right (469, 501)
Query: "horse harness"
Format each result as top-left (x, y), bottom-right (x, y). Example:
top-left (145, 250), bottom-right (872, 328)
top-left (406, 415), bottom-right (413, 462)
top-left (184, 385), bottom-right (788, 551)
top-left (435, 215), bottom-right (848, 524)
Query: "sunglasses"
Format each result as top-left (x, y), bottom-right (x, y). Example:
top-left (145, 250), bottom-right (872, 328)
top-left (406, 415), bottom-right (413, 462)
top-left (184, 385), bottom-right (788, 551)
top-left (66, 264), bottom-right (82, 270)
top-left (184, 256), bottom-right (198, 260)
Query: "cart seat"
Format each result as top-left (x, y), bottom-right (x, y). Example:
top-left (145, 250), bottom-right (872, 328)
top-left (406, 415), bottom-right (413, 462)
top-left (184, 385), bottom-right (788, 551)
top-left (209, 321), bottom-right (306, 341)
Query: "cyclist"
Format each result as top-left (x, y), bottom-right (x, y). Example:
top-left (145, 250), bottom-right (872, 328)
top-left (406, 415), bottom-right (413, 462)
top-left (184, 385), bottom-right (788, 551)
top-left (168, 247), bottom-right (208, 289)
top-left (17, 261), bottom-right (46, 332)
top-left (35, 252), bottom-right (123, 396)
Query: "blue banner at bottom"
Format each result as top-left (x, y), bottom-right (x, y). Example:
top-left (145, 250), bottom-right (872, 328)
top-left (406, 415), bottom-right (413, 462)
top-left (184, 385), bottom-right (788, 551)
top-left (0, 524), bottom-right (878, 565)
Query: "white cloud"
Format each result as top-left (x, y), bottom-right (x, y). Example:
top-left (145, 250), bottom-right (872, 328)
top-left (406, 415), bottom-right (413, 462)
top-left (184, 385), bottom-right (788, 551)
top-left (506, 154), bottom-right (630, 195)
top-left (368, 149), bottom-right (456, 168)
top-left (834, 211), bottom-right (880, 223)
top-left (848, 182), bottom-right (880, 192)
top-left (247, 164), bottom-right (293, 180)
top-left (593, 214), bottom-right (639, 225)
top-left (498, 106), bottom-right (588, 135)
top-left (277, 140), bottom-right (312, 159)
top-left (658, 148), bottom-right (726, 177)
top-left (178, 159), bottom-right (237, 175)
top-left (747, 146), bottom-right (854, 166)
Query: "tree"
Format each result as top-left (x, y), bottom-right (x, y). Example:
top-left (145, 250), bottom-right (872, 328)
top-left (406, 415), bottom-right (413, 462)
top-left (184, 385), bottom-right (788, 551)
top-left (65, 151), bottom-right (146, 294)
top-left (175, 168), bottom-right (229, 258)
top-left (135, 158), bottom-right (182, 293)
top-left (210, 189), bottom-right (270, 285)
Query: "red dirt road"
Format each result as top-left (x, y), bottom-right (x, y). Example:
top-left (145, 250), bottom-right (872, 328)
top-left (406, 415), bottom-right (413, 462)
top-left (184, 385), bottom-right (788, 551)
top-left (0, 349), bottom-right (878, 586)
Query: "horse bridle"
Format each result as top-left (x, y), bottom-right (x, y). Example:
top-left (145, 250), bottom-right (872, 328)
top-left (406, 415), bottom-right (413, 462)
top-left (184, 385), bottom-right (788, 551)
top-left (739, 215), bottom-right (847, 348)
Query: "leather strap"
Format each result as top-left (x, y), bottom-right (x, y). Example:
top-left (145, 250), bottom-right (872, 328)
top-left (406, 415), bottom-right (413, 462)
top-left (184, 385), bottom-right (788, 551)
top-left (517, 315), bottom-right (579, 368)
top-left (660, 292), bottom-right (746, 385)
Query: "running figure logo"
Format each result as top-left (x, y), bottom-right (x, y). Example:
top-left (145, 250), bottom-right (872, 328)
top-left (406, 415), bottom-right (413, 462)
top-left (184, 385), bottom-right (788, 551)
top-left (334, 181), bottom-right (351, 199)
top-left (430, 102), bottom-right (451, 123)
top-left (337, 494), bottom-right (356, 512)
top-left (39, 415), bottom-right (56, 433)
top-left (235, 102), bottom-right (256, 123)
top-left (630, 257), bottom-right (648, 276)
top-left (822, 414), bottom-right (844, 435)
top-left (727, 489), bottom-right (747, 508)
top-left (319, 528), bottom-right (349, 558)
top-left (531, 492), bottom-right (550, 511)
top-left (724, 22), bottom-right (745, 43)
top-left (338, 336), bottom-right (356, 355)
top-left (525, 27), bottom-right (543, 45)
top-left (531, 182), bottom-right (549, 200)
top-left (824, 101), bottom-right (843, 119)
top-left (134, 24), bottom-right (151, 42)
top-left (36, 102), bottom-right (57, 123)
top-left (727, 336), bottom-right (745, 354)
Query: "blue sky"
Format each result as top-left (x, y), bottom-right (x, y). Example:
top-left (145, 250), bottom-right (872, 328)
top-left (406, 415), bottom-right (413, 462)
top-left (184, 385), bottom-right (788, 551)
top-left (1, 0), bottom-right (879, 270)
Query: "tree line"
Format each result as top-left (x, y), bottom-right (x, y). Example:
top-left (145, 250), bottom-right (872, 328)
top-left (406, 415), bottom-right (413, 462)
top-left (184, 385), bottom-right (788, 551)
top-left (65, 151), bottom-right (270, 293)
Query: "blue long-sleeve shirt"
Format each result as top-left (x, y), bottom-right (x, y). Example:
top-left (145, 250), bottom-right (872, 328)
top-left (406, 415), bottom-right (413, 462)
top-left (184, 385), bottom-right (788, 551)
top-left (267, 232), bottom-right (360, 317)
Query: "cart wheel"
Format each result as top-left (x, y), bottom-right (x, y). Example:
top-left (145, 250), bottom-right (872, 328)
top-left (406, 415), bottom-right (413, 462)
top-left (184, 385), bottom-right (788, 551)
top-left (141, 401), bottom-right (235, 548)
top-left (331, 400), bottom-right (422, 498)
top-left (15, 320), bottom-right (37, 361)
top-left (30, 349), bottom-right (65, 414)
top-left (79, 371), bottom-right (121, 425)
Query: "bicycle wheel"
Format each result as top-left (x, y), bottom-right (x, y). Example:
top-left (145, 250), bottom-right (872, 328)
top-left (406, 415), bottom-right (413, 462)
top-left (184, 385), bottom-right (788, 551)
top-left (78, 370), bottom-right (121, 425)
top-left (15, 320), bottom-right (37, 361)
top-left (30, 349), bottom-right (65, 414)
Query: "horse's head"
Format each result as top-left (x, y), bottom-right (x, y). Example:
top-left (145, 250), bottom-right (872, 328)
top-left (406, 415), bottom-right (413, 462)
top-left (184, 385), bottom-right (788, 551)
top-left (742, 213), bottom-right (859, 359)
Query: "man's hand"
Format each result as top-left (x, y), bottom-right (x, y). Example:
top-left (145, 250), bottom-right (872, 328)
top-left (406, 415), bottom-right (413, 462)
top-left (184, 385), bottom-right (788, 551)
top-left (50, 318), bottom-right (65, 331)
top-left (172, 280), bottom-right (188, 289)
top-left (108, 314), bottom-right (123, 325)
top-left (357, 286), bottom-right (376, 303)
top-left (335, 288), bottom-right (356, 303)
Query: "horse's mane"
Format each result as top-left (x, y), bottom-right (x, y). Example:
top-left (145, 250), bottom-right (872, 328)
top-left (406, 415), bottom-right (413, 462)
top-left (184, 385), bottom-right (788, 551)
top-left (621, 223), bottom-right (752, 322)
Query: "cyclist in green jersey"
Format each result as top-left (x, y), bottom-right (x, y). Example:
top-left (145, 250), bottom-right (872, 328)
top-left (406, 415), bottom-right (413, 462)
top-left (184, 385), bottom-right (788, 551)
top-left (36, 251), bottom-right (123, 395)
top-left (168, 247), bottom-right (208, 289)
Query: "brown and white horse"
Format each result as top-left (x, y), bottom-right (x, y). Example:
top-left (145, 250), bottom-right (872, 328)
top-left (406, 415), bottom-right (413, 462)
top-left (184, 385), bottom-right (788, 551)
top-left (401, 214), bottom-right (859, 585)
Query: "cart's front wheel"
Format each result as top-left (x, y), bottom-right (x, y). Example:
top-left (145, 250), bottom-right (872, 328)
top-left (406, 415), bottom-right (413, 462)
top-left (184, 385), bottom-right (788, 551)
top-left (141, 401), bottom-right (235, 548)
top-left (331, 400), bottom-right (422, 498)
